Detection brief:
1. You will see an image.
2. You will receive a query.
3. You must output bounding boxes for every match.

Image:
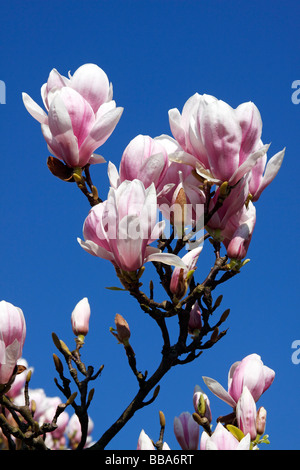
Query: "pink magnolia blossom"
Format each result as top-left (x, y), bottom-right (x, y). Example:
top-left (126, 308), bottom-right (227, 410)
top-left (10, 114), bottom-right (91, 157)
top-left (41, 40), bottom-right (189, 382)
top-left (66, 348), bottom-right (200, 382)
top-left (22, 63), bottom-right (123, 168)
top-left (168, 93), bottom-right (283, 187)
top-left (200, 422), bottom-right (251, 450)
top-left (109, 134), bottom-right (170, 190)
top-left (173, 411), bottom-right (200, 450)
top-left (203, 353), bottom-right (275, 408)
top-left (71, 297), bottom-right (91, 337)
top-left (78, 179), bottom-right (187, 273)
top-left (0, 301), bottom-right (26, 385)
top-left (236, 386), bottom-right (257, 440)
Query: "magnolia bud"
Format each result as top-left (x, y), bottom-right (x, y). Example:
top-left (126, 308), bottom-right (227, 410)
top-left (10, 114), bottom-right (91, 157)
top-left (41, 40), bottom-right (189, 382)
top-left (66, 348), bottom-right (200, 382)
top-left (114, 314), bottom-right (131, 344)
top-left (71, 297), bottom-right (91, 337)
top-left (188, 302), bottom-right (202, 335)
top-left (256, 406), bottom-right (267, 435)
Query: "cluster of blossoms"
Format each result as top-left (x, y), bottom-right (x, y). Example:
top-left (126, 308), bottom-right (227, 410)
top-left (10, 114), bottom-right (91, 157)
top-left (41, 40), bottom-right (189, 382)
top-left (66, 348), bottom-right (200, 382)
top-left (23, 63), bottom-right (285, 286)
top-left (0, 63), bottom-right (284, 450)
top-left (137, 354), bottom-right (274, 450)
top-left (0, 298), bottom-right (94, 450)
top-left (174, 353), bottom-right (274, 450)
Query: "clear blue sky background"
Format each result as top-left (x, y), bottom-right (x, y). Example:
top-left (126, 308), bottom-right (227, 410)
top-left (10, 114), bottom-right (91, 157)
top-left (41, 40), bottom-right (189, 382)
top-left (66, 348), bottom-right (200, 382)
top-left (0, 0), bottom-right (299, 450)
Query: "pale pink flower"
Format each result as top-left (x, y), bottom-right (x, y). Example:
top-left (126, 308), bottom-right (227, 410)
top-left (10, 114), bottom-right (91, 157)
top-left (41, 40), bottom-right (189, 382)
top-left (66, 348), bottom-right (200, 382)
top-left (0, 301), bottom-right (26, 385)
top-left (22, 63), bottom-right (123, 168)
top-left (71, 297), bottom-right (91, 337)
top-left (137, 430), bottom-right (155, 450)
top-left (78, 179), bottom-right (187, 272)
top-left (200, 422), bottom-right (251, 450)
top-left (174, 411), bottom-right (199, 450)
top-left (203, 353), bottom-right (275, 408)
top-left (110, 134), bottom-right (170, 190)
top-left (168, 93), bottom-right (283, 187)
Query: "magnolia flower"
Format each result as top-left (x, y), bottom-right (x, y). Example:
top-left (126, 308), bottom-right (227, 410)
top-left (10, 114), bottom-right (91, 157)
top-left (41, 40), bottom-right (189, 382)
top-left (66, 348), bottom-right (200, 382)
top-left (78, 179), bottom-right (187, 273)
top-left (71, 297), bottom-right (91, 337)
top-left (203, 353), bottom-right (275, 408)
top-left (0, 301), bottom-right (26, 385)
top-left (22, 63), bottom-right (123, 168)
top-left (168, 92), bottom-right (283, 187)
top-left (173, 411), bottom-right (200, 450)
top-left (109, 134), bottom-right (170, 190)
top-left (200, 422), bottom-right (251, 450)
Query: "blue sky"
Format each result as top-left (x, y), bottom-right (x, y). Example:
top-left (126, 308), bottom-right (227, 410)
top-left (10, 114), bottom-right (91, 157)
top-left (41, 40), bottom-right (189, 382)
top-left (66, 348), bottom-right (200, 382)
top-left (0, 0), bottom-right (299, 450)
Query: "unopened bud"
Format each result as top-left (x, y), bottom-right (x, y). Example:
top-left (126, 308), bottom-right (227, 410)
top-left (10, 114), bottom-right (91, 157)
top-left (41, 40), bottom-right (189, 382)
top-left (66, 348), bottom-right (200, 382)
top-left (71, 297), bottom-right (91, 337)
top-left (193, 385), bottom-right (212, 423)
top-left (220, 308), bottom-right (230, 323)
top-left (188, 301), bottom-right (202, 335)
top-left (114, 314), bottom-right (131, 345)
top-left (256, 406), bottom-right (267, 435)
top-left (210, 327), bottom-right (219, 343)
top-left (159, 410), bottom-right (166, 428)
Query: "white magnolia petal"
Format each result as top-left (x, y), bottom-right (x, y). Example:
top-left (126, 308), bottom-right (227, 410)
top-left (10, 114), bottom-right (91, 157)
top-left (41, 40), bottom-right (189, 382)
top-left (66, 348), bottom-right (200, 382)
top-left (202, 376), bottom-right (237, 408)
top-left (146, 252), bottom-right (187, 268)
top-left (229, 143), bottom-right (270, 185)
top-left (236, 433), bottom-right (251, 450)
top-left (107, 161), bottom-right (120, 188)
top-left (22, 92), bottom-right (48, 124)
top-left (253, 148), bottom-right (285, 201)
top-left (77, 238), bottom-right (115, 263)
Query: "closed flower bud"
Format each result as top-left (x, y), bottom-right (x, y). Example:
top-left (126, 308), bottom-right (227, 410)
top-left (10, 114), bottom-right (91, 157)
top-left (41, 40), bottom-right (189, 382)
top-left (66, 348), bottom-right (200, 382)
top-left (0, 301), bottom-right (26, 386)
top-left (114, 314), bottom-right (131, 345)
top-left (256, 406), bottom-right (267, 435)
top-left (188, 302), bottom-right (202, 335)
top-left (71, 297), bottom-right (91, 337)
top-left (193, 385), bottom-right (212, 423)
